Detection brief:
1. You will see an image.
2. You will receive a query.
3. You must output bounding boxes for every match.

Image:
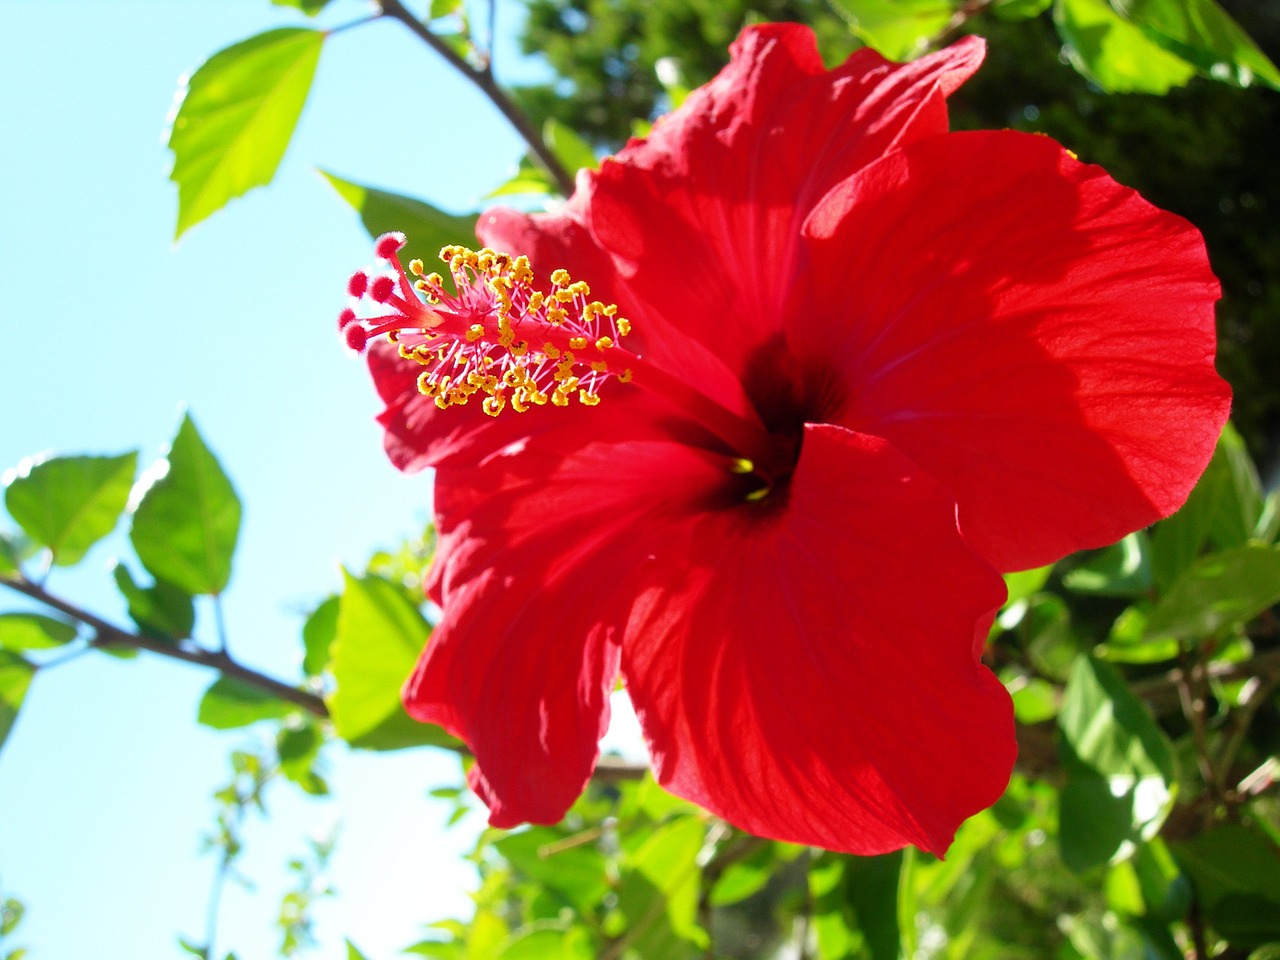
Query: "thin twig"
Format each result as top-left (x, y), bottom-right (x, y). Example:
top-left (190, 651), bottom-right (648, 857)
top-left (1, 574), bottom-right (328, 719)
top-left (376, 0), bottom-right (576, 196)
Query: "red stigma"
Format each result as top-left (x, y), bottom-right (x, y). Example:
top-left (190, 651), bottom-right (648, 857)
top-left (347, 272), bottom-right (369, 298)
top-left (374, 232), bottom-right (406, 260)
top-left (338, 308), bottom-right (357, 331)
top-left (343, 321), bottom-right (369, 353)
top-left (370, 275), bottom-right (396, 303)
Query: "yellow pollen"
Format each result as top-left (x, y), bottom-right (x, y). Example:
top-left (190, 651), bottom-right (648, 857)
top-left (465, 324), bottom-right (485, 342)
top-left (543, 342), bottom-right (561, 360)
top-left (579, 390), bottom-right (601, 406)
top-left (408, 258), bottom-right (424, 276)
top-left (616, 318), bottom-right (632, 336)
top-left (595, 336), bottom-right (613, 350)
top-left (551, 389), bottom-right (570, 407)
top-left (590, 360), bottom-right (608, 373)
top-left (730, 458), bottom-right (755, 474)
top-left (510, 340), bottom-right (530, 357)
top-left (618, 369), bottom-right (634, 383)
top-left (555, 288), bottom-right (575, 304)
top-left (569, 336), bottom-right (588, 350)
top-left (550, 268), bottom-right (571, 285)
top-left (482, 394), bottom-right (506, 417)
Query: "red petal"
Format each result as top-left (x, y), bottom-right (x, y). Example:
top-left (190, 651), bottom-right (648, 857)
top-left (581, 27), bottom-right (984, 374)
top-left (405, 414), bottom-right (727, 827)
top-left (800, 130), bottom-right (1230, 571)
top-left (622, 424), bottom-right (1014, 855)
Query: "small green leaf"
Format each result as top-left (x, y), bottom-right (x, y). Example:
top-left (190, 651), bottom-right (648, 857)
top-left (112, 563), bottom-right (195, 640)
top-left (991, 0), bottom-right (1053, 19)
top-left (272, 0), bottom-right (332, 14)
top-left (1063, 533), bottom-right (1152, 597)
top-left (130, 414), bottom-right (242, 596)
top-left (1113, 0), bottom-right (1280, 90)
top-left (1003, 564), bottom-right (1053, 605)
top-left (346, 942), bottom-right (371, 960)
top-left (277, 723), bottom-right (328, 795)
top-left (1174, 824), bottom-right (1280, 946)
top-left (169, 28), bottom-right (325, 237)
top-left (3, 452), bottom-right (137, 566)
top-left (1055, 0), bottom-right (1197, 92)
top-left (197, 677), bottom-right (298, 729)
top-left (319, 171), bottom-right (477, 288)
top-left (486, 154), bottom-right (558, 199)
top-left (494, 827), bottom-right (609, 914)
top-left (543, 118), bottom-right (597, 174)
top-left (829, 0), bottom-right (957, 60)
top-left (0, 613), bottom-right (77, 651)
top-left (0, 650), bottom-right (36, 753)
top-left (0, 532), bottom-right (22, 576)
top-left (616, 816), bottom-right (708, 956)
top-left (429, 0), bottom-right (465, 17)
top-left (328, 571), bottom-right (459, 751)
top-left (301, 594), bottom-right (339, 678)
top-left (1058, 656), bottom-right (1176, 872)
top-left (497, 927), bottom-right (593, 960)
top-left (1144, 543), bottom-right (1280, 643)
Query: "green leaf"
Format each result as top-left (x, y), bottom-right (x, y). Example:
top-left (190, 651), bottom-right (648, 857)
top-left (272, 0), bottom-right (332, 14)
top-left (1144, 543), bottom-right (1280, 644)
top-left (493, 827), bottom-right (609, 914)
top-left (0, 532), bottom-right (22, 576)
top-left (3, 452), bottom-right (137, 566)
top-left (277, 723), bottom-right (328, 795)
top-left (1112, 0), bottom-right (1280, 90)
top-left (112, 563), bottom-right (195, 640)
top-left (845, 852), bottom-right (904, 960)
top-left (497, 928), bottom-right (593, 960)
top-left (345, 942), bottom-right (370, 960)
top-left (0, 650), bottom-right (36, 753)
top-left (429, 0), bottom-right (465, 17)
top-left (543, 118), bottom-right (596, 174)
top-left (1099, 606), bottom-right (1179, 665)
top-left (301, 594), bottom-right (339, 678)
top-left (829, 0), bottom-right (957, 60)
top-left (168, 28), bottom-right (324, 237)
top-left (0, 613), bottom-right (77, 651)
top-left (486, 154), bottom-right (559, 200)
top-left (130, 414), bottom-right (242, 596)
top-left (328, 571), bottom-right (459, 751)
top-left (1003, 564), bottom-right (1054, 605)
top-left (1174, 824), bottom-right (1280, 947)
top-left (1054, 0), bottom-right (1197, 93)
top-left (616, 816), bottom-right (708, 957)
top-left (1058, 656), bottom-right (1176, 872)
top-left (1063, 533), bottom-right (1152, 597)
top-left (991, 0), bottom-right (1054, 20)
top-left (197, 677), bottom-right (298, 730)
top-left (319, 171), bottom-right (477, 288)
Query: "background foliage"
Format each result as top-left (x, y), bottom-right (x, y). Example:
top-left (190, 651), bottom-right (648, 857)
top-left (3, 0), bottom-right (1280, 957)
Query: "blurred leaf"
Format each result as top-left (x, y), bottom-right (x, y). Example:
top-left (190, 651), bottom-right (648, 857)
top-left (1058, 656), bottom-right (1175, 872)
top-left (1063, 533), bottom-right (1152, 597)
top-left (1114, 0), bottom-right (1280, 90)
top-left (616, 815), bottom-right (708, 957)
top-left (301, 594), bottom-right (339, 678)
top-left (1099, 606), bottom-right (1179, 665)
top-left (1055, 0), bottom-right (1197, 93)
top-left (319, 171), bottom-right (477, 288)
top-left (829, 0), bottom-right (956, 60)
top-left (494, 827), bottom-right (609, 914)
top-left (486, 154), bottom-right (558, 199)
top-left (130, 414), bottom-right (242, 596)
top-left (169, 28), bottom-right (324, 237)
top-left (708, 842), bottom-right (777, 907)
top-left (543, 118), bottom-right (596, 174)
top-left (346, 942), bottom-right (370, 960)
top-left (1144, 543), bottom-right (1280, 644)
top-left (0, 650), bottom-right (36, 753)
top-left (277, 723), bottom-right (328, 795)
top-left (112, 563), bottom-right (195, 640)
top-left (197, 677), bottom-right (298, 729)
top-left (0, 533), bottom-right (22, 576)
top-left (497, 926), bottom-right (593, 959)
top-left (272, 0), bottom-right (331, 14)
top-left (1000, 666), bottom-right (1059, 723)
top-left (3, 452), bottom-right (136, 566)
top-left (1174, 824), bottom-right (1280, 947)
top-left (0, 613), bottom-right (77, 651)
top-left (1004, 564), bottom-right (1054, 605)
top-left (1132, 837), bottom-right (1191, 922)
top-left (845, 852), bottom-right (904, 960)
top-left (1022, 594), bottom-right (1085, 681)
top-left (328, 571), bottom-right (459, 751)
top-left (991, 0), bottom-right (1053, 19)
top-left (429, 0), bottom-right (465, 17)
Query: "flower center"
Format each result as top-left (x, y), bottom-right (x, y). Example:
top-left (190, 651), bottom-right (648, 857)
top-left (340, 233), bottom-right (633, 415)
top-left (340, 233), bottom-right (784, 477)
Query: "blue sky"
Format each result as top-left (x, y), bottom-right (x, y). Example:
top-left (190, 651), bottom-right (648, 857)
top-left (0, 1), bottom-right (576, 955)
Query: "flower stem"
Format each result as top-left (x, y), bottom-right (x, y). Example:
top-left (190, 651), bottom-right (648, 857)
top-left (0, 574), bottom-right (328, 719)
top-left (375, 0), bottom-right (576, 196)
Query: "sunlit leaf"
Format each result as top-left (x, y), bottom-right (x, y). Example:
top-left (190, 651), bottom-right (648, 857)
top-left (3, 452), bottom-right (136, 566)
top-left (197, 677), bottom-right (298, 730)
top-left (486, 154), bottom-right (558, 199)
top-left (1114, 0), bottom-right (1280, 89)
top-left (272, 0), bottom-right (332, 14)
top-left (112, 562), bottom-right (195, 640)
top-left (320, 170), bottom-right (477, 290)
top-left (543, 118), bottom-right (596, 174)
top-left (494, 827), bottom-right (609, 914)
top-left (616, 815), bottom-right (708, 957)
top-left (1058, 656), bottom-right (1175, 872)
top-left (1055, 0), bottom-right (1196, 92)
top-left (277, 723), bottom-right (328, 795)
top-left (1003, 564), bottom-right (1053, 605)
top-left (169, 28), bottom-right (324, 237)
top-left (991, 0), bottom-right (1053, 19)
top-left (130, 414), bottom-right (242, 596)
top-left (0, 613), bottom-right (77, 651)
top-left (1144, 543), bottom-right (1280, 643)
top-left (829, 0), bottom-right (957, 60)
top-left (0, 650), bottom-right (36, 753)
top-left (301, 594), bottom-right (339, 678)
top-left (496, 925), bottom-right (594, 959)
top-left (327, 571), bottom-right (459, 751)
top-left (1063, 533), bottom-right (1152, 597)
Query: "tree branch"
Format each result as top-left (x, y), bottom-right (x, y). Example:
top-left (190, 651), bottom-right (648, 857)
top-left (376, 0), bottom-right (576, 196)
top-left (1, 574), bottom-right (328, 719)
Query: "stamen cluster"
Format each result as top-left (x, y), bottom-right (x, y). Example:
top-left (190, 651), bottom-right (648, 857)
top-left (340, 233), bottom-right (633, 417)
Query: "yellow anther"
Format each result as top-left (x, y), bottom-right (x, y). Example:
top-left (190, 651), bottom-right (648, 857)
top-left (512, 256), bottom-right (534, 284)
top-left (729, 458), bottom-right (755, 474)
top-left (618, 369), bottom-right (634, 383)
top-left (550, 268), bottom-right (571, 286)
top-left (569, 280), bottom-right (590, 296)
top-left (547, 306), bottom-right (567, 325)
top-left (511, 390), bottom-right (531, 414)
top-left (465, 324), bottom-right (485, 342)
top-left (595, 336), bottom-right (613, 350)
top-left (745, 486), bottom-right (772, 502)
top-left (551, 389), bottom-right (571, 407)
top-left (528, 291), bottom-right (545, 311)
top-left (416, 372), bottom-right (438, 397)
top-left (543, 342), bottom-right (561, 360)
top-left (398, 342), bottom-right (415, 360)
top-left (616, 318), bottom-right (632, 336)
top-left (482, 394), bottom-right (506, 417)
top-left (578, 390), bottom-right (601, 406)
top-left (529, 389), bottom-right (548, 406)
top-left (408, 258), bottom-right (424, 276)
top-left (555, 288), bottom-right (575, 304)
top-left (503, 368), bottom-right (527, 388)
top-left (590, 360), bottom-right (608, 373)
top-left (569, 336), bottom-right (588, 350)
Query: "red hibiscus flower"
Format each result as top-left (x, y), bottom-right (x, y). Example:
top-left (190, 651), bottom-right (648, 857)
top-left (339, 25), bottom-right (1230, 855)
